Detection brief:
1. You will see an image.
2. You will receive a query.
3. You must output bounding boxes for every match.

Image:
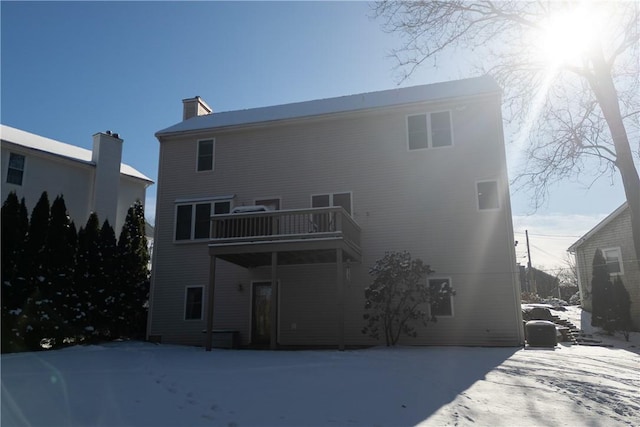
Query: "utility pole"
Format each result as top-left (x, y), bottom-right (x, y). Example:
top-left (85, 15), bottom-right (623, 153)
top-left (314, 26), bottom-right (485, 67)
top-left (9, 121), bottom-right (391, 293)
top-left (525, 230), bottom-right (536, 294)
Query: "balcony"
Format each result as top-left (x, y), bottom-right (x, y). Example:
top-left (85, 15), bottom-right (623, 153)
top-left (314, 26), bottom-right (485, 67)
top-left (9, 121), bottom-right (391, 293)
top-left (208, 207), bottom-right (362, 267)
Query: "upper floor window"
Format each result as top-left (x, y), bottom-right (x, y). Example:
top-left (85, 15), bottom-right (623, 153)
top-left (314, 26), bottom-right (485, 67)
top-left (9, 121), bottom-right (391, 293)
top-left (407, 111), bottom-right (452, 150)
top-left (197, 139), bottom-right (214, 172)
top-left (6, 153), bottom-right (25, 185)
top-left (311, 192), bottom-right (352, 215)
top-left (477, 180), bottom-right (500, 210)
top-left (429, 278), bottom-right (454, 317)
top-left (602, 247), bottom-right (623, 275)
top-left (175, 198), bottom-right (232, 241)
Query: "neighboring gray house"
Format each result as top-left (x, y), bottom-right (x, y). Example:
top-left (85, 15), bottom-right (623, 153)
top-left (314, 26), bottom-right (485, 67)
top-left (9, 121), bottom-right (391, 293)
top-left (148, 76), bottom-right (524, 349)
top-left (1, 125), bottom-right (153, 235)
top-left (569, 203), bottom-right (639, 330)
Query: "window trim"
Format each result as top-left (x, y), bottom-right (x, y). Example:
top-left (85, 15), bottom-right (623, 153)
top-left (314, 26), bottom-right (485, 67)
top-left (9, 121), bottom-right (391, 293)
top-left (184, 285), bottom-right (204, 321)
top-left (476, 180), bottom-right (501, 211)
top-left (310, 191), bottom-right (353, 215)
top-left (602, 247), bottom-right (624, 276)
top-left (406, 110), bottom-right (454, 151)
top-left (6, 152), bottom-right (26, 186)
top-left (428, 277), bottom-right (455, 318)
top-left (174, 197), bottom-right (233, 242)
top-left (196, 138), bottom-right (215, 172)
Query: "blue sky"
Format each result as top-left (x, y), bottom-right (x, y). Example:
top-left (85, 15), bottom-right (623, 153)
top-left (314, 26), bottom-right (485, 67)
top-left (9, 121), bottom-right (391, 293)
top-left (1, 1), bottom-right (628, 269)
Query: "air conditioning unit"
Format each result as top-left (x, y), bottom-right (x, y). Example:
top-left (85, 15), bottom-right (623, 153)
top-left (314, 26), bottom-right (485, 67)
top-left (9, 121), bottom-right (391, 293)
top-left (525, 320), bottom-right (557, 347)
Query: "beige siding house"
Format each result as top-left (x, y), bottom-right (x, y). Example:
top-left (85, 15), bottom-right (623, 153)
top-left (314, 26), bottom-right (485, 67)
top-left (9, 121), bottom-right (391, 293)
top-left (1, 125), bottom-right (153, 234)
top-left (148, 76), bottom-right (524, 349)
top-left (569, 203), bottom-right (639, 330)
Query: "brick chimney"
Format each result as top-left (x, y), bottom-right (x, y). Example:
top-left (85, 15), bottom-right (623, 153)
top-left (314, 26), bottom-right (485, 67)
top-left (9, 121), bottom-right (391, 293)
top-left (91, 131), bottom-right (123, 230)
top-left (182, 96), bottom-right (212, 120)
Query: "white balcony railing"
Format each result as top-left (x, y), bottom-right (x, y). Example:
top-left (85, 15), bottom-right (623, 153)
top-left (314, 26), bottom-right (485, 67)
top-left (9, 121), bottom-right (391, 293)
top-left (210, 207), bottom-right (361, 250)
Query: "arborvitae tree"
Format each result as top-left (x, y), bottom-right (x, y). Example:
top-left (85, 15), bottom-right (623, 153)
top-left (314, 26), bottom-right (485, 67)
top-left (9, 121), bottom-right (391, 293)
top-left (21, 192), bottom-right (51, 350)
top-left (610, 276), bottom-right (632, 341)
top-left (96, 219), bottom-right (117, 338)
top-left (362, 251), bottom-right (453, 346)
top-left (590, 249), bottom-right (611, 328)
top-left (115, 201), bottom-right (150, 339)
top-left (75, 213), bottom-right (102, 340)
top-left (45, 196), bottom-right (78, 346)
top-left (1, 192), bottom-right (29, 353)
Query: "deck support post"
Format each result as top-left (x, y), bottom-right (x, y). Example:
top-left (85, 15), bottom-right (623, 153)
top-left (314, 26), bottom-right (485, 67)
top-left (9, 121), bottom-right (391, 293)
top-left (270, 251), bottom-right (278, 350)
top-left (205, 255), bottom-right (217, 351)
top-left (337, 247), bottom-right (345, 351)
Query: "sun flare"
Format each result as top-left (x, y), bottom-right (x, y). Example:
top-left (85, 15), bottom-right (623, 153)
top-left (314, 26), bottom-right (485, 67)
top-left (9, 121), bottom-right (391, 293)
top-left (538, 6), bottom-right (601, 67)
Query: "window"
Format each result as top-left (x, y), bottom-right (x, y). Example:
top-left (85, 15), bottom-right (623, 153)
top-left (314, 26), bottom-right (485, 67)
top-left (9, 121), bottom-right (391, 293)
top-left (175, 199), bottom-right (231, 241)
top-left (407, 111), bottom-right (452, 150)
top-left (197, 139), bottom-right (214, 171)
top-left (312, 192), bottom-right (352, 215)
top-left (429, 278), bottom-right (454, 317)
top-left (477, 181), bottom-right (500, 210)
top-left (603, 247), bottom-right (623, 275)
top-left (6, 153), bottom-right (25, 185)
top-left (185, 286), bottom-right (204, 320)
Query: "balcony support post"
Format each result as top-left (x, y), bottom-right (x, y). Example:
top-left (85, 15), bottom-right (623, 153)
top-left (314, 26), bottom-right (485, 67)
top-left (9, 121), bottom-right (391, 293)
top-left (270, 251), bottom-right (278, 350)
top-left (205, 255), bottom-right (217, 351)
top-left (337, 247), bottom-right (345, 351)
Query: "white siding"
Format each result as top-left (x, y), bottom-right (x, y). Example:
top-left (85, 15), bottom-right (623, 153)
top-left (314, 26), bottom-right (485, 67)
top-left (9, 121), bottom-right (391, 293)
top-left (150, 93), bottom-right (523, 347)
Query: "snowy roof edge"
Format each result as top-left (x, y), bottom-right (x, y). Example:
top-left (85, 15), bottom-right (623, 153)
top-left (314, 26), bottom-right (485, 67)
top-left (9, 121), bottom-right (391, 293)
top-left (156, 75), bottom-right (500, 136)
top-left (1, 125), bottom-right (153, 183)
top-left (567, 202), bottom-right (629, 252)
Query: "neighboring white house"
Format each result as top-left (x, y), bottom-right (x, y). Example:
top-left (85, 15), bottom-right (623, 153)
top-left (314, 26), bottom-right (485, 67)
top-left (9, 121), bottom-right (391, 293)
top-left (148, 76), bottom-right (524, 349)
top-left (1, 125), bottom-right (153, 235)
top-left (568, 203), bottom-right (639, 330)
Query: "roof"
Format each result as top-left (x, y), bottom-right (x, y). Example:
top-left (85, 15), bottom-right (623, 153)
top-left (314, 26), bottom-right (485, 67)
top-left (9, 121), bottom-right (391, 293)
top-left (1, 125), bottom-right (153, 183)
top-left (156, 75), bottom-right (501, 136)
top-left (567, 202), bottom-right (629, 252)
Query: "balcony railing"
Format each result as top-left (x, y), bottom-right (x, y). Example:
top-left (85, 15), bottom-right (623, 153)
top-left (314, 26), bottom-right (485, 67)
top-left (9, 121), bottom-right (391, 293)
top-left (210, 207), bottom-right (361, 251)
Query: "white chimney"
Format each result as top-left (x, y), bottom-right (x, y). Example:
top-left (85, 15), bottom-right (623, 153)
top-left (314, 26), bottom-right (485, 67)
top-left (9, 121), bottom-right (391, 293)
top-left (91, 131), bottom-right (123, 229)
top-left (182, 96), bottom-right (212, 120)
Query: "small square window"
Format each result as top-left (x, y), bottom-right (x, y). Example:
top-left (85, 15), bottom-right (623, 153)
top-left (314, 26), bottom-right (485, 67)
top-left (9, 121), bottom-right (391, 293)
top-left (197, 139), bottom-right (214, 171)
top-left (407, 112), bottom-right (453, 150)
top-left (185, 286), bottom-right (203, 320)
top-left (429, 278), bottom-right (454, 317)
top-left (214, 201), bottom-right (231, 215)
top-left (6, 153), bottom-right (25, 185)
top-left (477, 181), bottom-right (499, 210)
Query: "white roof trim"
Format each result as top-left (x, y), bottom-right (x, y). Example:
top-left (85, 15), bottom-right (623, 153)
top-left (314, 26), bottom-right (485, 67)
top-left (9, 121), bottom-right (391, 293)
top-left (567, 202), bottom-right (628, 252)
top-left (1, 124), bottom-right (153, 183)
top-left (156, 75), bottom-right (500, 136)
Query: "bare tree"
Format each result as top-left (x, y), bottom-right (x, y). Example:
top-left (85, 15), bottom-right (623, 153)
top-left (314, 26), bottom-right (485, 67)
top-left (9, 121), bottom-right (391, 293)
top-left (374, 1), bottom-right (640, 268)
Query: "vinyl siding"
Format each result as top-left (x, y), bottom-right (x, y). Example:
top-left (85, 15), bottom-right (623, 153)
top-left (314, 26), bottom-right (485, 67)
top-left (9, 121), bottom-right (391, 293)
top-left (574, 207), bottom-right (640, 330)
top-left (150, 93), bottom-right (523, 347)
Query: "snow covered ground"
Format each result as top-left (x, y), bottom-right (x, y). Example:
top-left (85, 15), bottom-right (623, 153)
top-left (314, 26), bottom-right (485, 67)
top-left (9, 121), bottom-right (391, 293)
top-left (2, 306), bottom-right (638, 427)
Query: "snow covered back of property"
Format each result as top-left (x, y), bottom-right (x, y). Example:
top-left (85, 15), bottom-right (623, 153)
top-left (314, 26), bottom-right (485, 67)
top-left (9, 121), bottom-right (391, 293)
top-left (2, 307), bottom-right (638, 427)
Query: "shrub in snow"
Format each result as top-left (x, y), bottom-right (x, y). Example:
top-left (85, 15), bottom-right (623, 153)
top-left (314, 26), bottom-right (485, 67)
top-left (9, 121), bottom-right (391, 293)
top-left (362, 251), bottom-right (454, 346)
top-left (590, 249), bottom-right (610, 328)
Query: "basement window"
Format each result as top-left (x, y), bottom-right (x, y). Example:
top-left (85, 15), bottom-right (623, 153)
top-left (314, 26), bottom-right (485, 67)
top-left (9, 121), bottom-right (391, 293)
top-left (185, 286), bottom-right (204, 320)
